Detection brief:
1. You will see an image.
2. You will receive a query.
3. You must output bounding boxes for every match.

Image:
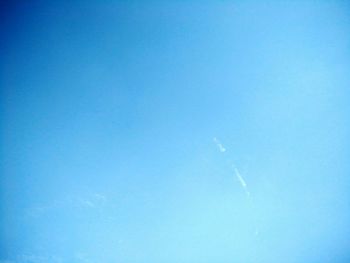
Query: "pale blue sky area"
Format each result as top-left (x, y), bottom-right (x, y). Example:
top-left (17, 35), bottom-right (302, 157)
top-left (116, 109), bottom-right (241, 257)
top-left (1, 1), bottom-right (350, 263)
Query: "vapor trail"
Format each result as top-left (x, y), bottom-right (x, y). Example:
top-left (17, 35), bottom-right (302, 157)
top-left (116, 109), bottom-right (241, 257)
top-left (212, 137), bottom-right (259, 237)
top-left (233, 166), bottom-right (250, 198)
top-left (213, 137), bottom-right (226, 153)
top-left (213, 137), bottom-right (250, 198)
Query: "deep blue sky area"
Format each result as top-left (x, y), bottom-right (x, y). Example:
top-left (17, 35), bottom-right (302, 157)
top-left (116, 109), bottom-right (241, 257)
top-left (1, 1), bottom-right (350, 263)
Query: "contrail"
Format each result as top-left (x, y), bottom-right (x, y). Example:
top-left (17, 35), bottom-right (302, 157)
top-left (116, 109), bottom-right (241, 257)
top-left (212, 137), bottom-right (258, 237)
top-left (233, 166), bottom-right (250, 198)
top-left (213, 137), bottom-right (226, 153)
top-left (212, 137), bottom-right (250, 198)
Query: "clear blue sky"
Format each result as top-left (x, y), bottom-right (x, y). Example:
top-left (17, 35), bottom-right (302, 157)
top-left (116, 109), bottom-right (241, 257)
top-left (1, 1), bottom-right (350, 262)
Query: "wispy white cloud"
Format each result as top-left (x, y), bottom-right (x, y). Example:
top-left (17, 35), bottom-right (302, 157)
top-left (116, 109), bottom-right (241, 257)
top-left (233, 166), bottom-right (250, 198)
top-left (212, 137), bottom-right (250, 198)
top-left (213, 137), bottom-right (226, 153)
top-left (212, 137), bottom-right (257, 234)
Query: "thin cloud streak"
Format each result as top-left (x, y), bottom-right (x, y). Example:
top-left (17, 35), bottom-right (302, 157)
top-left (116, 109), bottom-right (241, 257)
top-left (212, 137), bottom-right (251, 198)
top-left (213, 137), bottom-right (226, 153)
top-left (233, 166), bottom-right (250, 198)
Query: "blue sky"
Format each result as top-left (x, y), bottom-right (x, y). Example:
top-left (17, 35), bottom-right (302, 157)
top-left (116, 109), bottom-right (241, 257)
top-left (1, 1), bottom-right (350, 262)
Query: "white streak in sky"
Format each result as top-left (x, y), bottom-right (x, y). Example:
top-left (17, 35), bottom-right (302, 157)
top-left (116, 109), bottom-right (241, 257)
top-left (212, 137), bottom-right (258, 236)
top-left (233, 167), bottom-right (250, 197)
top-left (212, 137), bottom-right (250, 197)
top-left (213, 137), bottom-right (226, 152)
